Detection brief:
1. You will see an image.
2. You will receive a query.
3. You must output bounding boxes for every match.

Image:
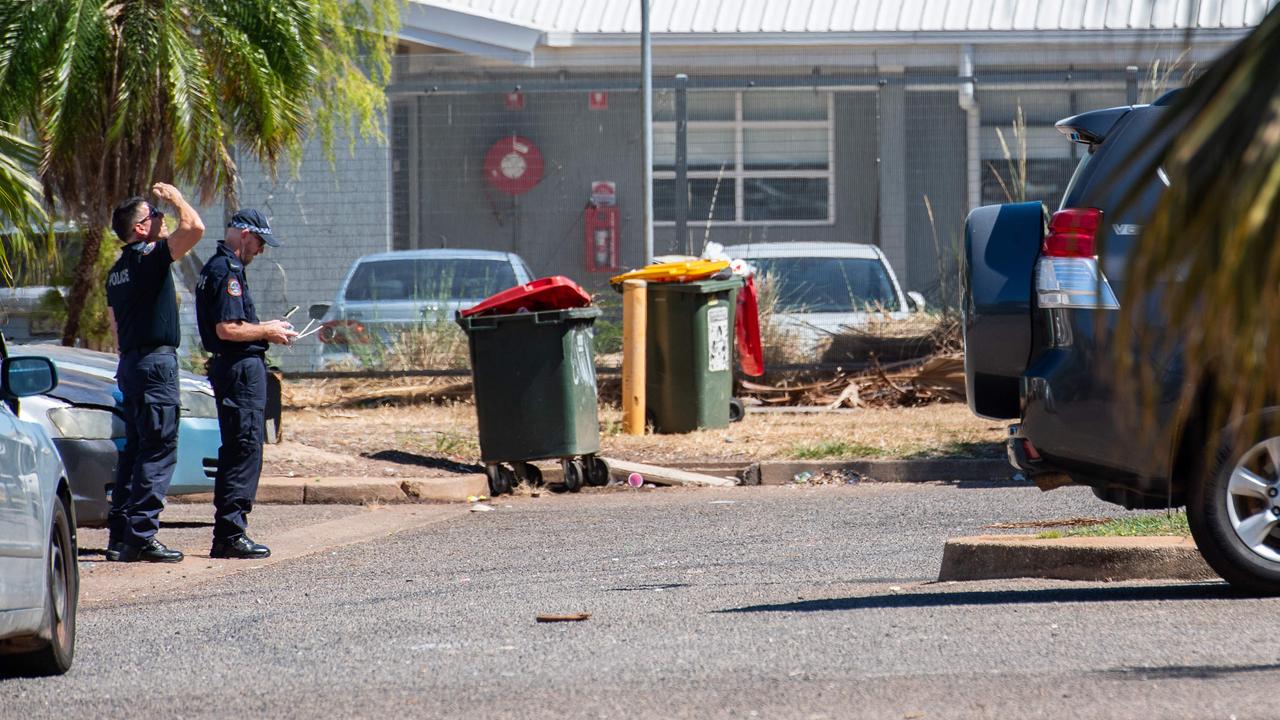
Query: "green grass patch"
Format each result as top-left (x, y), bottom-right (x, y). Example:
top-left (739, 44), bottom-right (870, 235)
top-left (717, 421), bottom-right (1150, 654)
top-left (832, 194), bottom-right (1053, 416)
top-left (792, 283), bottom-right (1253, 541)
top-left (788, 441), bottom-right (889, 460)
top-left (904, 440), bottom-right (1003, 459)
top-left (395, 430), bottom-right (478, 458)
top-left (1038, 511), bottom-right (1190, 539)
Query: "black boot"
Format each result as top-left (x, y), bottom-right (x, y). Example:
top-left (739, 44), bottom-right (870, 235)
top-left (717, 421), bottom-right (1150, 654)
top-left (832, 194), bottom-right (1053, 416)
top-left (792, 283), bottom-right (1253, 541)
top-left (110, 537), bottom-right (184, 563)
top-left (210, 535), bottom-right (271, 560)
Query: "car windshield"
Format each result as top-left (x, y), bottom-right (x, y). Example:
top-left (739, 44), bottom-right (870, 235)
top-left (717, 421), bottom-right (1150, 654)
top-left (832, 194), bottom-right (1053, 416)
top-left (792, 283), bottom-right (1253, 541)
top-left (750, 257), bottom-right (898, 312)
top-left (344, 259), bottom-right (518, 302)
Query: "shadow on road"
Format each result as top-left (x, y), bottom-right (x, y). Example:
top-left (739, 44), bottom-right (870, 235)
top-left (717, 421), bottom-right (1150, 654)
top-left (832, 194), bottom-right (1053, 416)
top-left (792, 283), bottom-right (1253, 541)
top-left (933, 478), bottom-right (1035, 489)
top-left (720, 582), bottom-right (1243, 614)
top-left (364, 449), bottom-right (483, 474)
top-left (1095, 662), bottom-right (1280, 680)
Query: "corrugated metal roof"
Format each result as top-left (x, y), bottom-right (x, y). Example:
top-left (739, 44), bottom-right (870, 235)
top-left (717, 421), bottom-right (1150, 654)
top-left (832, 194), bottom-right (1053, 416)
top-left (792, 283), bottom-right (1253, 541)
top-left (411, 0), bottom-right (1276, 34)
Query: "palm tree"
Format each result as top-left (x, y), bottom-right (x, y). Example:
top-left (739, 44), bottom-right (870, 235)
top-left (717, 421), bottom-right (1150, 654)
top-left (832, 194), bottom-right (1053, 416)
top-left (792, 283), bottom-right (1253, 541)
top-left (0, 124), bottom-right (52, 283)
top-left (0, 0), bottom-right (398, 344)
top-left (1119, 4), bottom-right (1280, 437)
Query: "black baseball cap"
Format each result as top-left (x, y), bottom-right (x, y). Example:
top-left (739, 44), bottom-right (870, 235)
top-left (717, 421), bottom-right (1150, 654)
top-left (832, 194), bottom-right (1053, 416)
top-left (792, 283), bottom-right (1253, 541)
top-left (227, 208), bottom-right (280, 247)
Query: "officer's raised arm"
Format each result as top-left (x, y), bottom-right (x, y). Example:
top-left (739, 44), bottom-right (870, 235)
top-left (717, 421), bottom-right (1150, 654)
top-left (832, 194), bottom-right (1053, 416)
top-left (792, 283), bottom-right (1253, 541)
top-left (151, 182), bottom-right (205, 260)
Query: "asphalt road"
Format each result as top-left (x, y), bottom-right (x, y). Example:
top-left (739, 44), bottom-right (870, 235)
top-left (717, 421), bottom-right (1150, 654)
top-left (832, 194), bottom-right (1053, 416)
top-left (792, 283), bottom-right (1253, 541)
top-left (3, 482), bottom-right (1275, 719)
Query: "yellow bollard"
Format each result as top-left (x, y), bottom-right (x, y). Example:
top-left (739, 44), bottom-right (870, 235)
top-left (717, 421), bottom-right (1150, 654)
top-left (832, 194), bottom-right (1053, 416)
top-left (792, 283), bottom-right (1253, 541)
top-left (621, 279), bottom-right (647, 435)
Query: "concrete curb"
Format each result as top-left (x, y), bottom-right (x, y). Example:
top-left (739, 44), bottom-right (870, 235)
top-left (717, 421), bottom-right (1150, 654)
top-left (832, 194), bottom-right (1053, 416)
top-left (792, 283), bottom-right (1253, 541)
top-left (744, 458), bottom-right (1013, 486)
top-left (938, 534), bottom-right (1217, 582)
top-left (170, 458), bottom-right (1012, 506)
top-left (518, 459), bottom-right (1009, 487)
top-left (172, 474), bottom-right (490, 506)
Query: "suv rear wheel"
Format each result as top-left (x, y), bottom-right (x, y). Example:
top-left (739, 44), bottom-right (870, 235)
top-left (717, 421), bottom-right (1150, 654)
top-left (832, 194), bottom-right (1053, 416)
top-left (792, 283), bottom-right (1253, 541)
top-left (1189, 410), bottom-right (1280, 594)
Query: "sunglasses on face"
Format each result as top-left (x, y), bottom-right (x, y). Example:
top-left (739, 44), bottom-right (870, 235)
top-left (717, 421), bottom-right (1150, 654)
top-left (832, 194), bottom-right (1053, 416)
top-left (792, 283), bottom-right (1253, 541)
top-left (137, 206), bottom-right (164, 224)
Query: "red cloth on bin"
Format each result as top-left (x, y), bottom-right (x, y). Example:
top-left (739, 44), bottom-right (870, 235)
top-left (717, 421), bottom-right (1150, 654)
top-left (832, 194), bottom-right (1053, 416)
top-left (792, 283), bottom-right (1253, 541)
top-left (736, 274), bottom-right (764, 377)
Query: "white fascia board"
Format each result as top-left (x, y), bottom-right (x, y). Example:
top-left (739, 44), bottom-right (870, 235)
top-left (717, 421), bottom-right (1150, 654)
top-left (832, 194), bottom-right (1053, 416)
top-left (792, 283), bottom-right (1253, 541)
top-left (399, 3), bottom-right (544, 66)
top-left (542, 27), bottom-right (1252, 49)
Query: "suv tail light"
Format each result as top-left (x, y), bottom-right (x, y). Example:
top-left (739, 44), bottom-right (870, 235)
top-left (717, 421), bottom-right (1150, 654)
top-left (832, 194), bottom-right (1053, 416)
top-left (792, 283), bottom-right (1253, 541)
top-left (1043, 208), bottom-right (1100, 257)
top-left (1036, 207), bottom-right (1119, 310)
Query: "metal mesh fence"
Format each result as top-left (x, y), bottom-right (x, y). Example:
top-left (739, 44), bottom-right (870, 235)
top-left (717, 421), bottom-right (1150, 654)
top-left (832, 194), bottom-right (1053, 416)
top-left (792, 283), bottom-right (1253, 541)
top-left (257, 40), bottom-right (1221, 373)
top-left (385, 45), bottom-right (1199, 311)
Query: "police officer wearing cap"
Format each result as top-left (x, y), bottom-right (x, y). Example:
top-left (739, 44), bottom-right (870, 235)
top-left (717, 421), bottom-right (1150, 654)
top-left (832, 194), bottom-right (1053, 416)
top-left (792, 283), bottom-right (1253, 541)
top-left (105, 183), bottom-right (205, 563)
top-left (196, 209), bottom-right (297, 559)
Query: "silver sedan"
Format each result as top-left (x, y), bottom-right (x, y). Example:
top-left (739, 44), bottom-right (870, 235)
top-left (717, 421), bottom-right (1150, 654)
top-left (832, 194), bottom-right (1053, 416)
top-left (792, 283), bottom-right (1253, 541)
top-left (0, 355), bottom-right (78, 676)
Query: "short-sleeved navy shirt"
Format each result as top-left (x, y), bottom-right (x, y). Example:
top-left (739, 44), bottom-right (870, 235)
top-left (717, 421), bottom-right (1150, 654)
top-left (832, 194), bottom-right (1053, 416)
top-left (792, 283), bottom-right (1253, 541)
top-left (195, 242), bottom-right (266, 356)
top-left (106, 239), bottom-right (179, 352)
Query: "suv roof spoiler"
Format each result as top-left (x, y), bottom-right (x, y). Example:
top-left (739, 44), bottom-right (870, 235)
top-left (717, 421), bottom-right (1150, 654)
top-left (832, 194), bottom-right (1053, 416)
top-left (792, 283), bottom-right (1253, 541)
top-left (1054, 106), bottom-right (1131, 146)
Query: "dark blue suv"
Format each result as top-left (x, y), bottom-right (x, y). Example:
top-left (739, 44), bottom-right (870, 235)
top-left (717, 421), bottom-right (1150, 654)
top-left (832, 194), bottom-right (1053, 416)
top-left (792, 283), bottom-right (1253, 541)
top-left (963, 91), bottom-right (1280, 593)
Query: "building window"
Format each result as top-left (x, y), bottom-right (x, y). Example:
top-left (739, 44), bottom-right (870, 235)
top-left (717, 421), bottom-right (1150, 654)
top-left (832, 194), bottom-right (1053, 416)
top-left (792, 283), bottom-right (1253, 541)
top-left (653, 90), bottom-right (834, 226)
top-left (977, 89), bottom-right (1126, 207)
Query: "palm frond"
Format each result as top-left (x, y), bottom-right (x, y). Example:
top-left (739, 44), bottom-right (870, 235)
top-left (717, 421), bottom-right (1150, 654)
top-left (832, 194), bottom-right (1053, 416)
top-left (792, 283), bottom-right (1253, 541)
top-left (42, 0), bottom-right (110, 177)
top-left (1119, 5), bottom-right (1280, 438)
top-left (0, 1), bottom-right (60, 122)
top-left (0, 0), bottom-right (402, 341)
top-left (0, 125), bottom-right (53, 284)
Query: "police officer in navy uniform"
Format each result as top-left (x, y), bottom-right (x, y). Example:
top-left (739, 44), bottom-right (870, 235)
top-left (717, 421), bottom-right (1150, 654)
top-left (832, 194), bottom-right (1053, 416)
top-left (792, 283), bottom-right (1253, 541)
top-left (196, 209), bottom-right (297, 559)
top-left (105, 183), bottom-right (205, 563)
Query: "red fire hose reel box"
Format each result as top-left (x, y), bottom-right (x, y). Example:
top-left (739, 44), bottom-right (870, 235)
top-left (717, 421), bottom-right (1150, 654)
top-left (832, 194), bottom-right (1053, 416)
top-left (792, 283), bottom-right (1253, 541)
top-left (584, 205), bottom-right (620, 272)
top-left (483, 135), bottom-right (544, 196)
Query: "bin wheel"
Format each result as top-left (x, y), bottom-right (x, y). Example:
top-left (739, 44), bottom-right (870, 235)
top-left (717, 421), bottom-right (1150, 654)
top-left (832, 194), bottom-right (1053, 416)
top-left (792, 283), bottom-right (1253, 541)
top-left (729, 397), bottom-right (746, 423)
top-left (584, 456), bottom-right (610, 487)
top-left (515, 462), bottom-right (544, 487)
top-left (561, 459), bottom-right (585, 493)
top-left (498, 465), bottom-right (517, 495)
top-left (486, 464), bottom-right (515, 496)
top-left (484, 464), bottom-right (504, 496)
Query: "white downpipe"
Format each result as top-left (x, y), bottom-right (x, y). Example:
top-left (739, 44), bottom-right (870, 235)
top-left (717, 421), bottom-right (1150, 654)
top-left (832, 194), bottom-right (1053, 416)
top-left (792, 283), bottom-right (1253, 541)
top-left (641, 0), bottom-right (654, 264)
top-left (959, 44), bottom-right (981, 213)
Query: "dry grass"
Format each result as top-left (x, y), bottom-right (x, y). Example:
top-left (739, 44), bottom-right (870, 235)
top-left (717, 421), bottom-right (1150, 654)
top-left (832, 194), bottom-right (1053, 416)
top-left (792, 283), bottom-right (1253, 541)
top-left (755, 271), bottom-right (828, 366)
top-left (596, 402), bottom-right (1003, 464)
top-left (282, 376), bottom-right (472, 408)
top-left (821, 312), bottom-right (962, 365)
top-left (322, 320), bottom-right (471, 372)
top-left (280, 378), bottom-right (1005, 471)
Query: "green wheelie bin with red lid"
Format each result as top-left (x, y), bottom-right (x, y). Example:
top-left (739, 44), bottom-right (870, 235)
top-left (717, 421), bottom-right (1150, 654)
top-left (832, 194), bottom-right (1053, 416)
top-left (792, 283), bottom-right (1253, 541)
top-left (456, 276), bottom-right (609, 494)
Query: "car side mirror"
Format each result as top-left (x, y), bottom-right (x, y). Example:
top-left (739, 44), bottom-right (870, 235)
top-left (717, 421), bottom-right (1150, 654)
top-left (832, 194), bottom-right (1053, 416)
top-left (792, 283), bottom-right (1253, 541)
top-left (906, 291), bottom-right (927, 312)
top-left (308, 303), bottom-right (331, 321)
top-left (2, 356), bottom-right (58, 397)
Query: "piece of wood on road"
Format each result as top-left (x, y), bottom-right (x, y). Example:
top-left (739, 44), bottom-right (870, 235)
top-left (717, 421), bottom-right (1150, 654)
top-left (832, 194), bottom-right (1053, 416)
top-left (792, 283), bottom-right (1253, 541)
top-left (600, 458), bottom-right (738, 487)
top-left (536, 612), bottom-right (591, 623)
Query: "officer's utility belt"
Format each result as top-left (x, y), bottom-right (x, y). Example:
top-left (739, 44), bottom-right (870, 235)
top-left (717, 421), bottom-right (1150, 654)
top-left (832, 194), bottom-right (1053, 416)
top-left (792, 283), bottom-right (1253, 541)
top-left (127, 345), bottom-right (177, 355)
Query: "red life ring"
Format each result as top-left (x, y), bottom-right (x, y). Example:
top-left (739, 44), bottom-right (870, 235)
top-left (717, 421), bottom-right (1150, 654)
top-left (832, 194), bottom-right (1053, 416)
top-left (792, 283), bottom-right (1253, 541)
top-left (483, 135), bottom-right (544, 196)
